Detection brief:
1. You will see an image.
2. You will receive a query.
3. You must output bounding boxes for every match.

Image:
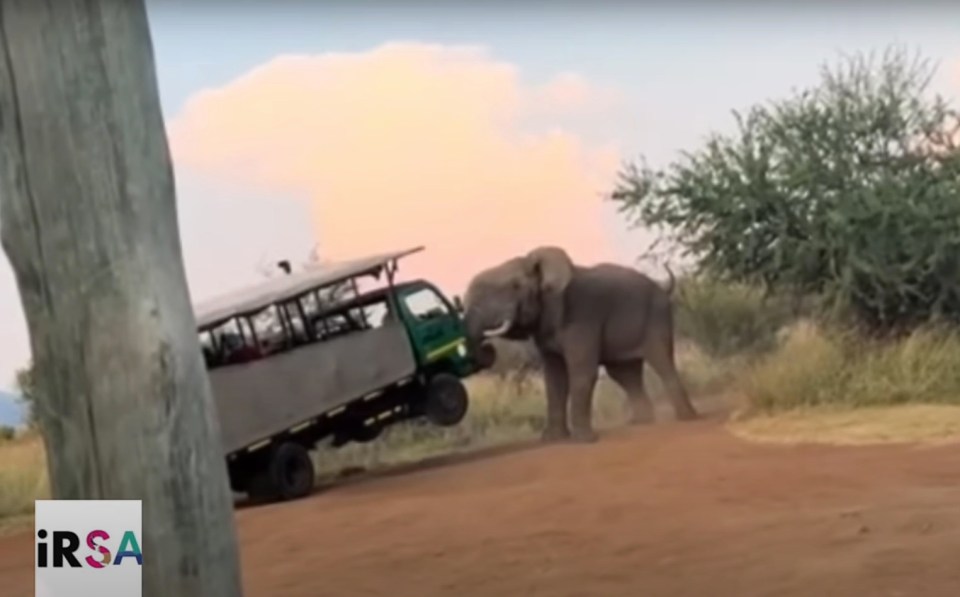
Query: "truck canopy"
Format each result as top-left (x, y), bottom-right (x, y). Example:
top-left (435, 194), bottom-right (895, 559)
top-left (193, 246), bottom-right (424, 329)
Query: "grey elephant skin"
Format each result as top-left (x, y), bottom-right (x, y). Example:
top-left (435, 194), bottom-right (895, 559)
top-left (462, 246), bottom-right (697, 443)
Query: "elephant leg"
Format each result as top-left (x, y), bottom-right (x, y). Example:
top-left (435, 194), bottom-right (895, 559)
top-left (540, 352), bottom-right (570, 442)
top-left (606, 360), bottom-right (655, 425)
top-left (562, 332), bottom-right (601, 443)
top-left (538, 293), bottom-right (565, 352)
top-left (645, 339), bottom-right (698, 421)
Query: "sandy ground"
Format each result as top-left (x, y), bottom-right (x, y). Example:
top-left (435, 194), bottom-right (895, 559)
top-left (2, 415), bottom-right (959, 597)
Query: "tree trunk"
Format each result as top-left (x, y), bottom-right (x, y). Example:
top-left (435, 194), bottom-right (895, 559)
top-left (0, 2), bottom-right (243, 595)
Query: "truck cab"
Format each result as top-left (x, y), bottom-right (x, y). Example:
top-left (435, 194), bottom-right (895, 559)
top-left (393, 280), bottom-right (474, 378)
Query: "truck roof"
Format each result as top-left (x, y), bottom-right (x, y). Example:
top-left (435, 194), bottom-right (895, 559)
top-left (194, 246), bottom-right (424, 329)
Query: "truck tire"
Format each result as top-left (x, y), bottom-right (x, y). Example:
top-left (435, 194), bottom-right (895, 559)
top-left (247, 442), bottom-right (315, 502)
top-left (424, 373), bottom-right (469, 427)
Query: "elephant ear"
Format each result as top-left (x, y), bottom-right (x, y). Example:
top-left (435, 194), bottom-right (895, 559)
top-left (523, 246), bottom-right (574, 343)
top-left (524, 246), bottom-right (574, 294)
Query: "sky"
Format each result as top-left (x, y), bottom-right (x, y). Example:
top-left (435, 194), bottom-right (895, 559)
top-left (1, 2), bottom-right (960, 390)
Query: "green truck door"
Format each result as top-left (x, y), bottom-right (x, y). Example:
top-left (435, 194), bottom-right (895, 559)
top-left (397, 283), bottom-right (467, 368)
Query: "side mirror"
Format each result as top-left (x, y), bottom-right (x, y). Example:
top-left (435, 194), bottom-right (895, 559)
top-left (452, 295), bottom-right (464, 313)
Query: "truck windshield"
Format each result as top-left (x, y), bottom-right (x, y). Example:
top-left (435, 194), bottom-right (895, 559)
top-left (403, 286), bottom-right (450, 321)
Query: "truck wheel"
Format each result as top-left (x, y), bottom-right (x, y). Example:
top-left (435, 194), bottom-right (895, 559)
top-left (247, 442), bottom-right (315, 502)
top-left (424, 373), bottom-right (469, 427)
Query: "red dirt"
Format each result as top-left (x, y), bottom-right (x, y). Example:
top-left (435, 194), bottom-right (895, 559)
top-left (2, 418), bottom-right (959, 596)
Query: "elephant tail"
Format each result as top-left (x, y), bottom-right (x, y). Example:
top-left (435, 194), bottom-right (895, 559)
top-left (662, 263), bottom-right (676, 296)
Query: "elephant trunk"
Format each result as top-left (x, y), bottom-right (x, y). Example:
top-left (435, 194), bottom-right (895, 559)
top-left (463, 308), bottom-right (486, 357)
top-left (463, 309), bottom-right (498, 371)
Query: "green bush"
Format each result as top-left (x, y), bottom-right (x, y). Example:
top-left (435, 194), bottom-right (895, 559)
top-left (612, 47), bottom-right (960, 332)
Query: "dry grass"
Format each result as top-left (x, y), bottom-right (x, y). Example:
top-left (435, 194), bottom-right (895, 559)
top-left (7, 277), bottom-right (960, 536)
top-left (0, 374), bottom-right (617, 528)
top-left (728, 404), bottom-right (960, 446)
top-left (738, 320), bottom-right (960, 413)
top-left (7, 320), bottom-right (960, 525)
top-left (728, 319), bottom-right (960, 446)
top-left (312, 374), bottom-right (626, 477)
top-left (0, 344), bottom-right (726, 528)
top-left (0, 433), bottom-right (48, 534)
top-left (315, 342), bottom-right (729, 476)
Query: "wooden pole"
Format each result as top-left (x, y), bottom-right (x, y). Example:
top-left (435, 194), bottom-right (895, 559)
top-left (0, 1), bottom-right (244, 595)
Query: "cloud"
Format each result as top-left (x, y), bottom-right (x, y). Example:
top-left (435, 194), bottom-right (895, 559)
top-left (527, 71), bottom-right (623, 116)
top-left (169, 42), bottom-right (622, 293)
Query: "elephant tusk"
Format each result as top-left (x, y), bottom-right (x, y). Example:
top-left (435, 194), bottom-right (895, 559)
top-left (483, 319), bottom-right (513, 338)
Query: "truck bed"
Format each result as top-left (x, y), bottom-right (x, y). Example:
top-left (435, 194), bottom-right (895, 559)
top-left (209, 320), bottom-right (417, 454)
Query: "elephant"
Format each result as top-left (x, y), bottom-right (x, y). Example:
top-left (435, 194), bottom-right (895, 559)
top-left (462, 246), bottom-right (697, 443)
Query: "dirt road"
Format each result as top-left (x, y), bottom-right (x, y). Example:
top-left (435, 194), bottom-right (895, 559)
top-left (2, 417), bottom-right (958, 596)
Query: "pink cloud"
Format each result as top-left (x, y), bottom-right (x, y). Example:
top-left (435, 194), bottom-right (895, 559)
top-left (527, 72), bottom-right (623, 115)
top-left (169, 42), bottom-right (622, 294)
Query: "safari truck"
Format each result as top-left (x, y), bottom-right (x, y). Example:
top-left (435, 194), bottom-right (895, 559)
top-left (193, 247), bottom-right (483, 503)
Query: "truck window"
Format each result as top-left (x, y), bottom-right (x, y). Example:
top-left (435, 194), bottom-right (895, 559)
top-left (316, 306), bottom-right (367, 340)
top-left (200, 317), bottom-right (259, 369)
top-left (279, 299), bottom-right (312, 345)
top-left (199, 330), bottom-right (214, 351)
top-left (199, 330), bottom-right (216, 367)
top-left (352, 296), bottom-right (398, 329)
top-left (364, 300), bottom-right (390, 328)
top-left (250, 305), bottom-right (287, 354)
top-left (299, 291), bottom-right (320, 320)
top-left (403, 287), bottom-right (450, 321)
top-left (314, 282), bottom-right (352, 314)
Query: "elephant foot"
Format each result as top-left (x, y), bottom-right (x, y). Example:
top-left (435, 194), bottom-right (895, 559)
top-left (628, 409), bottom-right (655, 426)
top-left (569, 427), bottom-right (599, 444)
top-left (674, 404), bottom-right (699, 421)
top-left (540, 425), bottom-right (571, 443)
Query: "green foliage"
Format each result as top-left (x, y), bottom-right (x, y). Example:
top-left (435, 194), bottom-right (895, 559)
top-left (674, 275), bottom-right (796, 358)
top-left (611, 47), bottom-right (960, 331)
top-left (13, 364), bottom-right (37, 429)
top-left (0, 427), bottom-right (14, 442)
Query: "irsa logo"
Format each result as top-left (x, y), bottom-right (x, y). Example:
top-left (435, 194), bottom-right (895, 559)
top-left (35, 499), bottom-right (142, 597)
top-left (36, 528), bottom-right (142, 568)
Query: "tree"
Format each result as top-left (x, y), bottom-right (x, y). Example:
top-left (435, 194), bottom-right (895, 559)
top-left (611, 47), bottom-right (960, 331)
top-left (14, 362), bottom-right (37, 429)
top-left (0, 2), bottom-right (243, 596)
